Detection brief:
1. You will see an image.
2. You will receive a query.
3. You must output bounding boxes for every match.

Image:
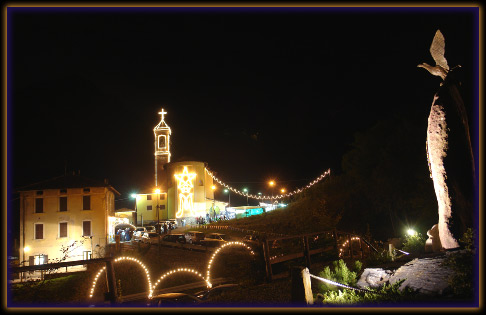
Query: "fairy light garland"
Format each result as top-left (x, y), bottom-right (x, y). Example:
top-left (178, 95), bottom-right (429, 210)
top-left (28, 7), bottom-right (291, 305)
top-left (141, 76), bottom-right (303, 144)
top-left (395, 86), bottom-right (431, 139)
top-left (152, 268), bottom-right (210, 291)
top-left (206, 241), bottom-right (255, 285)
top-left (88, 243), bottom-right (255, 301)
top-left (204, 168), bottom-right (331, 200)
top-left (88, 256), bottom-right (153, 299)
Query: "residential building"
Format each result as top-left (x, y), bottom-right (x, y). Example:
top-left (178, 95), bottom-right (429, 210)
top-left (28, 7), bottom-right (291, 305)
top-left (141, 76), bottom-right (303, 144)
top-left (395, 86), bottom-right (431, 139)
top-left (18, 174), bottom-right (120, 267)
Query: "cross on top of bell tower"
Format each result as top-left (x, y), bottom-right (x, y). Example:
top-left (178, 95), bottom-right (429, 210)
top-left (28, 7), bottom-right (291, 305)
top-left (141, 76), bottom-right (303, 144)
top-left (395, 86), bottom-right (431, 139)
top-left (158, 108), bottom-right (167, 121)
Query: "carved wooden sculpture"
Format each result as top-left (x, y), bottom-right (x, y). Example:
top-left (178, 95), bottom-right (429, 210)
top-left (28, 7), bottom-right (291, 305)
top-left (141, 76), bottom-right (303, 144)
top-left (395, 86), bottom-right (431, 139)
top-left (419, 30), bottom-right (475, 250)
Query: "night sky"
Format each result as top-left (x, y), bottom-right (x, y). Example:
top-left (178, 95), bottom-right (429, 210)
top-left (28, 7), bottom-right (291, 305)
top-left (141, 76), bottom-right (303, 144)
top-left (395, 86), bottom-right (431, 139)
top-left (8, 6), bottom-right (479, 208)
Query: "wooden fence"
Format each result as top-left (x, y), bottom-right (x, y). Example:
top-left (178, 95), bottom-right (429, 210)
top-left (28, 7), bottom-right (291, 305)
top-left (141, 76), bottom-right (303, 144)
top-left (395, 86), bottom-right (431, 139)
top-left (261, 229), bottom-right (373, 281)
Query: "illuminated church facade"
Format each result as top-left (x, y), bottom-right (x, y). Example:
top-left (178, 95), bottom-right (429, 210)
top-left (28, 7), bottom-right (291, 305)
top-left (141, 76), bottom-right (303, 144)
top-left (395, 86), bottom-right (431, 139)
top-left (134, 109), bottom-right (227, 227)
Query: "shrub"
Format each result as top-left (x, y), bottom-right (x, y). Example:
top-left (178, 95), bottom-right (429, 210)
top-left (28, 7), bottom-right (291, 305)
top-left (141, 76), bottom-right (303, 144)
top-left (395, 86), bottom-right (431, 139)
top-left (365, 249), bottom-right (395, 266)
top-left (441, 228), bottom-right (475, 299)
top-left (317, 259), bottom-right (361, 293)
top-left (402, 232), bottom-right (426, 254)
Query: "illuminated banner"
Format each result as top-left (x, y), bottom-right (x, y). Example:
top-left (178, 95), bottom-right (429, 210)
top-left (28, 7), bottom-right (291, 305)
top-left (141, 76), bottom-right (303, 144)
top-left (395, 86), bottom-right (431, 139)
top-left (174, 166), bottom-right (196, 218)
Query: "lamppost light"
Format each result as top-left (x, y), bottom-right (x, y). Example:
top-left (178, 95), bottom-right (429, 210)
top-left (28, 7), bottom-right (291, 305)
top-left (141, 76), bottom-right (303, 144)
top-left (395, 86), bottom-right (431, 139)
top-left (224, 189), bottom-right (229, 193)
top-left (155, 188), bottom-right (161, 194)
top-left (131, 193), bottom-right (137, 199)
top-left (269, 181), bottom-right (275, 187)
top-left (211, 185), bottom-right (216, 190)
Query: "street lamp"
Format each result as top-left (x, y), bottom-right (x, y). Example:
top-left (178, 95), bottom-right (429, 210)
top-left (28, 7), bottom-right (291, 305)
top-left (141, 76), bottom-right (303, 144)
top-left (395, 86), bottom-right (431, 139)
top-left (224, 189), bottom-right (231, 207)
top-left (131, 193), bottom-right (141, 226)
top-left (243, 188), bottom-right (249, 206)
top-left (211, 185), bottom-right (216, 219)
top-left (155, 188), bottom-right (160, 233)
top-left (268, 180), bottom-right (275, 208)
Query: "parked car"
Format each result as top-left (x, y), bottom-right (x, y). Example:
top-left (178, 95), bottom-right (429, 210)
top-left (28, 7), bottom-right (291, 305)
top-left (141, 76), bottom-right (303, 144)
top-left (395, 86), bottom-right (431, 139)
top-left (195, 283), bottom-right (239, 300)
top-left (200, 233), bottom-right (229, 247)
top-left (162, 234), bottom-right (186, 244)
top-left (145, 226), bottom-right (156, 233)
top-left (133, 227), bottom-right (147, 242)
top-left (148, 292), bottom-right (201, 306)
top-left (142, 231), bottom-right (159, 243)
top-left (206, 233), bottom-right (230, 241)
top-left (184, 231), bottom-right (205, 244)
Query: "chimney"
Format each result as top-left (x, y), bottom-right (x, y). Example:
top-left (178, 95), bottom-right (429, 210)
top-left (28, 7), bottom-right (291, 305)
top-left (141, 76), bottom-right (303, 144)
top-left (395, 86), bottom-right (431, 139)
top-left (104, 178), bottom-right (109, 185)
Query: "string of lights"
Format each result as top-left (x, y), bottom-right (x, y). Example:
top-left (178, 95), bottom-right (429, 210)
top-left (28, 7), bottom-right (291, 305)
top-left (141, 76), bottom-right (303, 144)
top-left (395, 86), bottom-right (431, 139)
top-left (204, 167), bottom-right (331, 200)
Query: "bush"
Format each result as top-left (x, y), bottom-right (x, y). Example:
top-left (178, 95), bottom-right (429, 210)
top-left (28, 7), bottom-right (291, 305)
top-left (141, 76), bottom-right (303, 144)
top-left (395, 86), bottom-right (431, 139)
top-left (402, 232), bottom-right (426, 254)
top-left (365, 249), bottom-right (395, 266)
top-left (317, 259), bottom-right (362, 293)
top-left (441, 228), bottom-right (475, 299)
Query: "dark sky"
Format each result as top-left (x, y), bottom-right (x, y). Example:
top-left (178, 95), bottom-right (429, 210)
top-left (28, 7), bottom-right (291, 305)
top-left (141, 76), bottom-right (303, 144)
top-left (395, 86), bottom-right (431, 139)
top-left (8, 6), bottom-right (479, 208)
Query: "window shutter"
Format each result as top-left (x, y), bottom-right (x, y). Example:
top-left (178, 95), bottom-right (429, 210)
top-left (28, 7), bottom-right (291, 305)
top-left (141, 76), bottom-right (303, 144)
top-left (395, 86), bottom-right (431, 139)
top-left (59, 197), bottom-right (67, 211)
top-left (29, 256), bottom-right (34, 266)
top-left (83, 195), bottom-right (90, 210)
top-left (43, 255), bottom-right (48, 264)
top-left (59, 222), bottom-right (67, 238)
top-left (35, 224), bottom-right (43, 239)
top-left (83, 221), bottom-right (91, 236)
top-left (35, 198), bottom-right (43, 213)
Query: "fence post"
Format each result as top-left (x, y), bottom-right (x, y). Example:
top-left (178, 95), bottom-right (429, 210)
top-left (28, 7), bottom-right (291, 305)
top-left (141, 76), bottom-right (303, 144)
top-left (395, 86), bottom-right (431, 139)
top-left (332, 229), bottom-right (339, 252)
top-left (262, 236), bottom-right (272, 282)
top-left (291, 266), bottom-right (313, 305)
top-left (105, 259), bottom-right (118, 305)
top-left (348, 234), bottom-right (352, 258)
top-left (359, 237), bottom-right (364, 259)
top-left (303, 236), bottom-right (311, 268)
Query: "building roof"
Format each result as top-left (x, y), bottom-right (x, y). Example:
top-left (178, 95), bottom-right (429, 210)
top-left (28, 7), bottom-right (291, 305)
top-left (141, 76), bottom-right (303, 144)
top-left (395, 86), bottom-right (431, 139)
top-left (16, 173), bottom-right (121, 196)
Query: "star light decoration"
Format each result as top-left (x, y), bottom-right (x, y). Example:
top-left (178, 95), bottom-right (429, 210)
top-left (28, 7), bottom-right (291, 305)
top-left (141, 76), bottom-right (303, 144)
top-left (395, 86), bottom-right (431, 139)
top-left (174, 166), bottom-right (197, 218)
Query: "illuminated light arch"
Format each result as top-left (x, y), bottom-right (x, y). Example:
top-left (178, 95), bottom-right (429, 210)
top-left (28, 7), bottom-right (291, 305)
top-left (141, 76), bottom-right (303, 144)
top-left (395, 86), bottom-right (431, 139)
top-left (152, 268), bottom-right (210, 291)
top-left (88, 256), bottom-right (153, 299)
top-left (206, 241), bottom-right (255, 284)
top-left (205, 167), bottom-right (331, 201)
top-left (338, 236), bottom-right (368, 257)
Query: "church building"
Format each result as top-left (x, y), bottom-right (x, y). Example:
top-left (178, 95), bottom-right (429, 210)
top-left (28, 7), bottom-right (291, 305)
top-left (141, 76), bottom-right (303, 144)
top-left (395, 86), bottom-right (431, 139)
top-left (134, 109), bottom-right (227, 228)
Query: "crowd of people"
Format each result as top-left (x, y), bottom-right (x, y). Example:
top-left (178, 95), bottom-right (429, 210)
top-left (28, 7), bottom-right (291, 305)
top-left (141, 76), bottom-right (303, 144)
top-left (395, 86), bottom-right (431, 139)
top-left (116, 228), bottom-right (133, 242)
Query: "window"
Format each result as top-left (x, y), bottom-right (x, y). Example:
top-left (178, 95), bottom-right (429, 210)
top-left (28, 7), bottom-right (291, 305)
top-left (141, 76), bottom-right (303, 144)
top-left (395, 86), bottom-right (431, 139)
top-left (36, 190), bottom-right (43, 196)
top-left (59, 222), bottom-right (67, 238)
top-left (35, 223), bottom-right (43, 239)
top-left (82, 221), bottom-right (91, 236)
top-left (159, 194), bottom-right (165, 200)
top-left (83, 196), bottom-right (91, 210)
top-left (34, 254), bottom-right (47, 265)
top-left (147, 205), bottom-right (152, 210)
top-left (147, 195), bottom-right (152, 201)
top-left (35, 198), bottom-right (43, 213)
top-left (83, 251), bottom-right (92, 260)
top-left (158, 135), bottom-right (167, 149)
top-left (60, 189), bottom-right (67, 194)
top-left (83, 188), bottom-right (90, 193)
top-left (159, 205), bottom-right (165, 209)
top-left (59, 196), bottom-right (67, 212)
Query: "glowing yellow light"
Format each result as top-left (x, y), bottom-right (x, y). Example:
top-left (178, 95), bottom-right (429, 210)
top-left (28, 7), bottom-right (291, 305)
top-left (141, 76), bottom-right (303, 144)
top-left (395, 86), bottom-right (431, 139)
top-left (174, 166), bottom-right (196, 218)
top-left (211, 185), bottom-right (216, 190)
top-left (407, 229), bottom-right (417, 236)
top-left (280, 188), bottom-right (286, 193)
top-left (155, 188), bottom-right (161, 194)
top-left (88, 257), bottom-right (152, 300)
top-left (24, 246), bottom-right (30, 253)
top-left (269, 180), bottom-right (275, 187)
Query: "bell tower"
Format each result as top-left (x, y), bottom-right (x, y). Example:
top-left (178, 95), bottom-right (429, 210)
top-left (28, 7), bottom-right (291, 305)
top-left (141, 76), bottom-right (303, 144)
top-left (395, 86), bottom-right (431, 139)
top-left (154, 108), bottom-right (171, 187)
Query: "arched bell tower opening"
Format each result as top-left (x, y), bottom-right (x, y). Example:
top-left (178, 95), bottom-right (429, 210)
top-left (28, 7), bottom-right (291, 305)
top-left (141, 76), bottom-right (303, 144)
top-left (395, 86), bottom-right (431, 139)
top-left (154, 108), bottom-right (171, 187)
